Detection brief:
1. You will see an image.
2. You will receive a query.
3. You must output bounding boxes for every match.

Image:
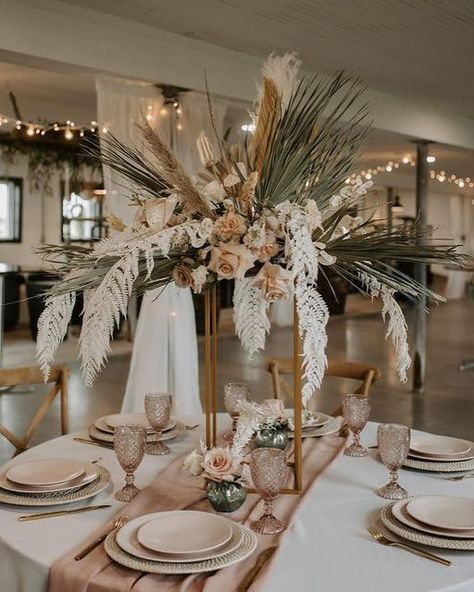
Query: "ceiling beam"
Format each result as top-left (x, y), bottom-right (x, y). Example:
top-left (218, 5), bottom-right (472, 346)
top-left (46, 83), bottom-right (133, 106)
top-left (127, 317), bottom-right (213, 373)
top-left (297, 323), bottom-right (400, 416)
top-left (2, 0), bottom-right (474, 150)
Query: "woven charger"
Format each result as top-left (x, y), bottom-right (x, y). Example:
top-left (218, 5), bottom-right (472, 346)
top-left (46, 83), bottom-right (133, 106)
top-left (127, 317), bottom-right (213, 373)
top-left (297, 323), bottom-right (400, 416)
top-left (105, 524), bottom-right (257, 574)
top-left (381, 504), bottom-right (474, 551)
top-left (89, 421), bottom-right (186, 444)
top-left (0, 465), bottom-right (110, 507)
top-left (403, 456), bottom-right (474, 473)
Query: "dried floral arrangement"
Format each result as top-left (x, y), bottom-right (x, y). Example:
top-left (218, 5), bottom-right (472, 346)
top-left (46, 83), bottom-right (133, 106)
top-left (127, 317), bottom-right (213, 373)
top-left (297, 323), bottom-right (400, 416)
top-left (35, 53), bottom-right (467, 403)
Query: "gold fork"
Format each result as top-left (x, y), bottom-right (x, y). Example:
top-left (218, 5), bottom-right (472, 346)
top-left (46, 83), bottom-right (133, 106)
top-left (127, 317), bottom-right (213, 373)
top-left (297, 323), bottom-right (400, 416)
top-left (74, 514), bottom-right (128, 560)
top-left (367, 527), bottom-right (451, 566)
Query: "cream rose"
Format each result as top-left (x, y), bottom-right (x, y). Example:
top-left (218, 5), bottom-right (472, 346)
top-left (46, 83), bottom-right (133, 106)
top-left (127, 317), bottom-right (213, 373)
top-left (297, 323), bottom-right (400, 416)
top-left (254, 263), bottom-right (292, 302)
top-left (209, 243), bottom-right (256, 280)
top-left (202, 447), bottom-right (236, 482)
top-left (183, 450), bottom-right (204, 476)
top-left (172, 260), bottom-right (194, 288)
top-left (214, 211), bottom-right (247, 241)
top-left (254, 235), bottom-right (279, 262)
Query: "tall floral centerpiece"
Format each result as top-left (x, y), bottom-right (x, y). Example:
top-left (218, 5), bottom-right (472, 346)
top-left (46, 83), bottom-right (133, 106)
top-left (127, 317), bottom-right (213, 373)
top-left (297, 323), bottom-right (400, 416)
top-left (36, 53), bottom-right (466, 408)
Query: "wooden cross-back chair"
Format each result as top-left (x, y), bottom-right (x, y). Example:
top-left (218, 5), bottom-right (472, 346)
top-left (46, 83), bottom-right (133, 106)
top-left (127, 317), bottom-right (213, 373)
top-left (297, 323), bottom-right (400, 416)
top-left (0, 365), bottom-right (69, 455)
top-left (266, 358), bottom-right (381, 415)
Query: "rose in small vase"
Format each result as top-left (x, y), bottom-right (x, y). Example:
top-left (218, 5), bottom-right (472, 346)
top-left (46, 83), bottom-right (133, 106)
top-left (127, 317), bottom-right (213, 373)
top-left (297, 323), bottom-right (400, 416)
top-left (183, 445), bottom-right (247, 512)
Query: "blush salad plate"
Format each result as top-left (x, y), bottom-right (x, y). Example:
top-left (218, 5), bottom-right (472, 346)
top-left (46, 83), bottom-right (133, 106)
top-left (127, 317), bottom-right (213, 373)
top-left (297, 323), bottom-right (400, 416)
top-left (0, 461), bottom-right (98, 493)
top-left (117, 512), bottom-right (243, 562)
top-left (407, 496), bottom-right (474, 531)
top-left (137, 511), bottom-right (233, 555)
top-left (410, 434), bottom-right (472, 458)
top-left (6, 459), bottom-right (85, 486)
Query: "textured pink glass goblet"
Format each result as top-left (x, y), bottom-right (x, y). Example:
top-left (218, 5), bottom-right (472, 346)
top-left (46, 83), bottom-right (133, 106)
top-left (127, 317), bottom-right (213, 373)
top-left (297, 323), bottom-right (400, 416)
top-left (376, 423), bottom-right (411, 500)
top-left (343, 394), bottom-right (370, 457)
top-left (114, 425), bottom-right (147, 502)
top-left (250, 448), bottom-right (288, 535)
top-left (223, 383), bottom-right (249, 441)
top-left (144, 392), bottom-right (173, 455)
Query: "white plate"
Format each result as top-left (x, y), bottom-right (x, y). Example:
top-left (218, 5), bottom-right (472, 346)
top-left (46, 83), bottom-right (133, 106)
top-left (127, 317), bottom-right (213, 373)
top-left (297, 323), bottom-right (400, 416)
top-left (392, 499), bottom-right (474, 540)
top-left (286, 411), bottom-right (329, 431)
top-left (410, 434), bottom-right (472, 458)
top-left (407, 444), bottom-right (474, 463)
top-left (288, 415), bottom-right (341, 439)
top-left (88, 421), bottom-right (186, 444)
top-left (117, 512), bottom-right (243, 562)
top-left (104, 413), bottom-right (152, 430)
top-left (407, 496), bottom-right (474, 531)
top-left (6, 459), bottom-right (85, 487)
top-left (94, 416), bottom-right (176, 435)
top-left (137, 511), bottom-right (233, 555)
top-left (0, 461), bottom-right (98, 494)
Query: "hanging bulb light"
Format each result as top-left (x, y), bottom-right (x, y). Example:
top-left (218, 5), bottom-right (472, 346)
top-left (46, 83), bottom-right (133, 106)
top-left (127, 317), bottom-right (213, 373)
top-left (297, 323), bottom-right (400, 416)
top-left (64, 128), bottom-right (74, 140)
top-left (26, 127), bottom-right (35, 137)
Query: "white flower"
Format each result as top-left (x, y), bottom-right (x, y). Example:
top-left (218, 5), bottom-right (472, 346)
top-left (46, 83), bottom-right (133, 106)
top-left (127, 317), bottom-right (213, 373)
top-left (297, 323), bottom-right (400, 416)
top-left (305, 200), bottom-right (322, 231)
top-left (329, 194), bottom-right (343, 208)
top-left (144, 195), bottom-right (177, 230)
top-left (183, 450), bottom-right (204, 476)
top-left (191, 265), bottom-right (208, 294)
top-left (243, 221), bottom-right (267, 249)
top-left (202, 180), bottom-right (226, 204)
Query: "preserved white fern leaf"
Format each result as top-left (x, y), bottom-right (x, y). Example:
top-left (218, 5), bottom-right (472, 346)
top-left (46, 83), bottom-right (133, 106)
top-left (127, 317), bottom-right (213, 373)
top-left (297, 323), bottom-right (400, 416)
top-left (360, 272), bottom-right (411, 382)
top-left (233, 278), bottom-right (270, 357)
top-left (36, 292), bottom-right (76, 380)
top-left (79, 250), bottom-right (139, 386)
top-left (287, 212), bottom-right (329, 405)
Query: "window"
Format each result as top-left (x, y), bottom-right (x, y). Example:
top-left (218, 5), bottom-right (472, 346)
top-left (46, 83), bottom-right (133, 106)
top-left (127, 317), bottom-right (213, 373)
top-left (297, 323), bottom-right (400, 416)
top-left (61, 182), bottom-right (105, 242)
top-left (0, 178), bottom-right (22, 242)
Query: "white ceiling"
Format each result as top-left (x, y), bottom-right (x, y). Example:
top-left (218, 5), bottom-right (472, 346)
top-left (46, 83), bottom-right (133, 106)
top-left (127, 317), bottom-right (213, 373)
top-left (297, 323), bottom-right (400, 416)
top-left (50, 0), bottom-right (474, 119)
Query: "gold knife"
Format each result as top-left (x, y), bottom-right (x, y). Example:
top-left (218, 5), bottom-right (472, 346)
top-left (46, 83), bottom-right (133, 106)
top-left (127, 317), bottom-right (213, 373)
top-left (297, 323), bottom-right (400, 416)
top-left (73, 437), bottom-right (113, 449)
top-left (237, 546), bottom-right (278, 592)
top-left (18, 504), bottom-right (112, 522)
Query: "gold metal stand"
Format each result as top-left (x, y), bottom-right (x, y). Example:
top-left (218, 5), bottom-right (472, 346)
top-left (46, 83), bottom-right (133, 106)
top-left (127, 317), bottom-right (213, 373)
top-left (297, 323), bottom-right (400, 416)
top-left (204, 285), bottom-right (303, 494)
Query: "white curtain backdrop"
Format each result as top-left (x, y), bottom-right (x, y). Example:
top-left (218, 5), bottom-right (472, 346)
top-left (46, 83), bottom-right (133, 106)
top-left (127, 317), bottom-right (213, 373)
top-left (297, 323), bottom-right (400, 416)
top-left (96, 76), bottom-right (227, 416)
top-left (445, 195), bottom-right (473, 299)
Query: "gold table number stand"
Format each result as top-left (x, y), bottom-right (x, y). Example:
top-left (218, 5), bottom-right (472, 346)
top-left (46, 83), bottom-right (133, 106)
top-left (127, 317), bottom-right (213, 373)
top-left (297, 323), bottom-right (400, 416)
top-left (203, 284), bottom-right (303, 495)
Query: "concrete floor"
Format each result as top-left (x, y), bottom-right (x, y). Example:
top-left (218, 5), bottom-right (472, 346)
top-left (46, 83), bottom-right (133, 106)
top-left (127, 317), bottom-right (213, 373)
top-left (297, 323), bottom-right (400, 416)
top-left (0, 296), bottom-right (473, 463)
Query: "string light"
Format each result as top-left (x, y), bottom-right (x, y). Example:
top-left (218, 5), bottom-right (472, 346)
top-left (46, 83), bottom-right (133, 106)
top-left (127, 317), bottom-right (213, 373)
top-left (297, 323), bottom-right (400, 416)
top-left (0, 113), bottom-right (100, 138)
top-left (64, 128), bottom-right (74, 141)
top-left (347, 154), bottom-right (473, 191)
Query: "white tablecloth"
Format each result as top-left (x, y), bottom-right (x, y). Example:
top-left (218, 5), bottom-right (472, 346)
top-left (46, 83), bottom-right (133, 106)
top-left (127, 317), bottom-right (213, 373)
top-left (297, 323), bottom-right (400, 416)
top-left (0, 419), bottom-right (473, 592)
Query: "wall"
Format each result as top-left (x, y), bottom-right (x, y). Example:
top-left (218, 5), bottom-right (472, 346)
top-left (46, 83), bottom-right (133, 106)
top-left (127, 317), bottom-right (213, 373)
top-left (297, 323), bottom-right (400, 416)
top-left (0, 155), bottom-right (63, 268)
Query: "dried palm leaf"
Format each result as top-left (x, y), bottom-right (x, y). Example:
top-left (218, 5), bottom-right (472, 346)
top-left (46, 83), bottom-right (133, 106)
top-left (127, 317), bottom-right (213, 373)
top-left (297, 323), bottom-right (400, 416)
top-left (140, 122), bottom-right (214, 218)
top-left (248, 78), bottom-right (281, 173)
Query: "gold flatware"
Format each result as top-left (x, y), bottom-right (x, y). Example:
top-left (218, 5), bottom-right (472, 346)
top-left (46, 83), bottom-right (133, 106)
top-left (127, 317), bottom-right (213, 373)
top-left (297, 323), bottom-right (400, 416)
top-left (367, 527), bottom-right (451, 566)
top-left (73, 437), bottom-right (113, 449)
top-left (185, 424), bottom-right (200, 430)
top-left (237, 545), bottom-right (278, 591)
top-left (18, 504), bottom-right (112, 522)
top-left (443, 473), bottom-right (474, 481)
top-left (75, 514), bottom-right (128, 560)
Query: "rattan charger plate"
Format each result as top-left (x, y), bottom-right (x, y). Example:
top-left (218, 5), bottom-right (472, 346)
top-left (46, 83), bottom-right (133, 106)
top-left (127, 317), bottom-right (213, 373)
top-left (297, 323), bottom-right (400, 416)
top-left (105, 523), bottom-right (258, 574)
top-left (403, 456), bottom-right (474, 472)
top-left (89, 421), bottom-right (186, 444)
top-left (381, 504), bottom-right (474, 551)
top-left (0, 465), bottom-right (111, 506)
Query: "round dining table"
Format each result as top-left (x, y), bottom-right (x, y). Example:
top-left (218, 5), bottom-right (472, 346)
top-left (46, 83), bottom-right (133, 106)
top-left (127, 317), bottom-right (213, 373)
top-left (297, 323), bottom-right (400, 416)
top-left (0, 417), bottom-right (473, 592)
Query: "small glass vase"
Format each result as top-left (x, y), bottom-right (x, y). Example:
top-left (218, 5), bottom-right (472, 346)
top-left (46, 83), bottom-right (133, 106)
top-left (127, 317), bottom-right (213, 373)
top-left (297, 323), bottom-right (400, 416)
top-left (206, 480), bottom-right (247, 513)
top-left (255, 427), bottom-right (289, 450)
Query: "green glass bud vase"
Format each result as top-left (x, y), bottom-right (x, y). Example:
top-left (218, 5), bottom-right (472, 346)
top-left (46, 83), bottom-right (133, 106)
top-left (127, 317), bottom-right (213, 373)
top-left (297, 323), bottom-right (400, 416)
top-left (206, 480), bottom-right (247, 513)
top-left (255, 426), bottom-right (289, 450)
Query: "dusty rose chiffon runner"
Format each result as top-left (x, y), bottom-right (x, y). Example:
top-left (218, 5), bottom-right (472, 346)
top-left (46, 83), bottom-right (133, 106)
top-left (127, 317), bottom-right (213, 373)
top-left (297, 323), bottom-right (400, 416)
top-left (50, 433), bottom-right (345, 592)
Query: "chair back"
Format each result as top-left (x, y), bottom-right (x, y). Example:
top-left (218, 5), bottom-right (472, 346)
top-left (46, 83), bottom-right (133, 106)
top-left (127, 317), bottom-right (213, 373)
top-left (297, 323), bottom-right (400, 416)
top-left (0, 365), bottom-right (69, 456)
top-left (266, 357), bottom-right (381, 415)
